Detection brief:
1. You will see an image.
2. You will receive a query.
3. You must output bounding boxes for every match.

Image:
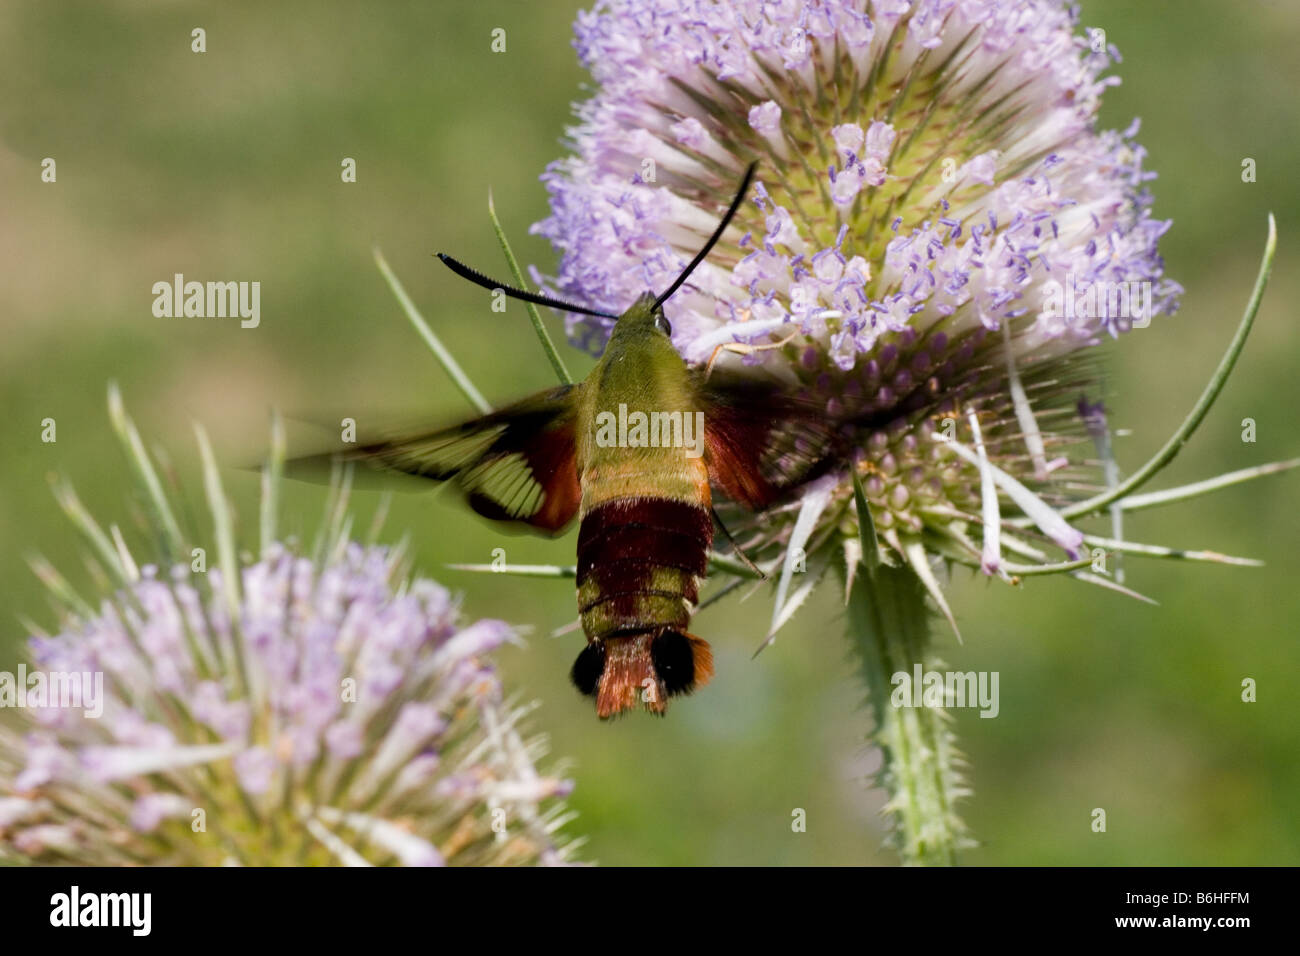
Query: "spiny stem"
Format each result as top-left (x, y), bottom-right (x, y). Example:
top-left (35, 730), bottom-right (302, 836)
top-left (1078, 534), bottom-right (1261, 567)
top-left (1117, 458), bottom-right (1300, 512)
top-left (196, 424), bottom-right (251, 697)
top-left (260, 411), bottom-right (286, 559)
top-left (487, 190), bottom-right (573, 385)
top-left (373, 246), bottom-right (492, 415)
top-left (844, 560), bottom-right (970, 865)
top-left (449, 551), bottom-right (772, 580)
top-left (27, 553), bottom-right (96, 619)
top-left (49, 477), bottom-right (131, 589)
top-left (107, 382), bottom-right (185, 562)
top-left (852, 470), bottom-right (882, 571)
top-left (1059, 213), bottom-right (1277, 521)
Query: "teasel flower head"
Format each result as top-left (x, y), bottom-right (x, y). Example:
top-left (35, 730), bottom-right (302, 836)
top-left (524, 0), bottom-right (1295, 630)
top-left (520, 0), bottom-right (1291, 865)
top-left (0, 388), bottom-right (578, 866)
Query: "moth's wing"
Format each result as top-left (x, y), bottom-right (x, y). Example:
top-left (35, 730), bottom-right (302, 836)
top-left (692, 370), bottom-right (842, 510)
top-left (302, 384), bottom-right (582, 534)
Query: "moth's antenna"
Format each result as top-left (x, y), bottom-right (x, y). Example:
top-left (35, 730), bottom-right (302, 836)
top-left (436, 253), bottom-right (620, 320)
top-left (653, 161), bottom-right (758, 311)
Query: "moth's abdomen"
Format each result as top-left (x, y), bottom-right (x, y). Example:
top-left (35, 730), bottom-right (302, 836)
top-left (575, 496), bottom-right (711, 639)
top-left (572, 451), bottom-right (715, 716)
top-left (573, 493), bottom-right (716, 718)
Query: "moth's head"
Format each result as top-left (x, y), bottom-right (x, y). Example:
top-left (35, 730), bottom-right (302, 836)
top-left (571, 631), bottom-right (713, 719)
top-left (608, 292), bottom-right (673, 345)
top-left (435, 162), bottom-right (755, 349)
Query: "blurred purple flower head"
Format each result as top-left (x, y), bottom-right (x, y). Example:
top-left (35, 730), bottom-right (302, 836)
top-left (1, 398), bottom-right (578, 866)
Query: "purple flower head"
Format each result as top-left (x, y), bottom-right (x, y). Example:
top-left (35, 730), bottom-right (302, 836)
top-left (1, 398), bottom-right (578, 866)
top-left (531, 0), bottom-right (1182, 584)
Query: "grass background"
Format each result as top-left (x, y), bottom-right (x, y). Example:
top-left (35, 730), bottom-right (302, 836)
top-left (1, 0), bottom-right (1296, 865)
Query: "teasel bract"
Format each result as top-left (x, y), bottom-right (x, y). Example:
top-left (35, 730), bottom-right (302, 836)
top-left (0, 388), bottom-right (578, 866)
top-left (515, 0), bottom-right (1290, 862)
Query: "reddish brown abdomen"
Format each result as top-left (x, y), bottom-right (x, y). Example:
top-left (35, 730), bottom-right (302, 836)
top-left (575, 496), bottom-right (712, 640)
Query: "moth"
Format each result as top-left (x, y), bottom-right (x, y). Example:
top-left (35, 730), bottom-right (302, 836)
top-left (315, 164), bottom-right (844, 717)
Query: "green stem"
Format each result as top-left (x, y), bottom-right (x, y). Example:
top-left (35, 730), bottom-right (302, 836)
top-left (844, 561), bottom-right (970, 865)
top-left (487, 191), bottom-right (573, 385)
top-left (373, 246), bottom-right (492, 415)
top-left (1056, 213), bottom-right (1276, 521)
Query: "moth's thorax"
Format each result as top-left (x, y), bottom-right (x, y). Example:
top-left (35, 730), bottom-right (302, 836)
top-left (575, 308), bottom-right (701, 501)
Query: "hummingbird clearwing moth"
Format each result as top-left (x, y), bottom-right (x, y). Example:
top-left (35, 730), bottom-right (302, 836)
top-left (300, 163), bottom-right (850, 718)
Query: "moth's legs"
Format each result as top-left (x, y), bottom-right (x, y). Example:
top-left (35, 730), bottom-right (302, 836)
top-left (704, 333), bottom-right (800, 379)
top-left (711, 508), bottom-right (766, 580)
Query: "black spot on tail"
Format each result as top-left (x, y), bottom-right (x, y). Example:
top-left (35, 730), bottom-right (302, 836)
top-left (651, 630), bottom-right (696, 696)
top-left (570, 642), bottom-right (606, 697)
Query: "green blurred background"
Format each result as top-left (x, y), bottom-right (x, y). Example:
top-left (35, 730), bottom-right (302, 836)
top-left (1, 0), bottom-right (1296, 865)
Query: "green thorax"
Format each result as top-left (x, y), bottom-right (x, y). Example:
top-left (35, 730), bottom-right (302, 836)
top-left (575, 293), bottom-right (706, 505)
